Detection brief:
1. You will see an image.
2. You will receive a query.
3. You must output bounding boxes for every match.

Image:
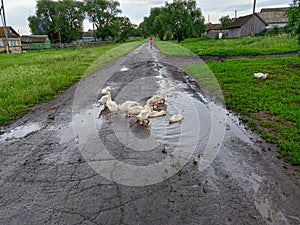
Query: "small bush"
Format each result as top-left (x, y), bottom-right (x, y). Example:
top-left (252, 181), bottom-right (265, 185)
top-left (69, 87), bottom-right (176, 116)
top-left (268, 26), bottom-right (280, 36)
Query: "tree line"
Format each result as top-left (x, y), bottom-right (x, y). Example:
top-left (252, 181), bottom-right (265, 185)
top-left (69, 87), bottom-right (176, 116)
top-left (138, 0), bottom-right (206, 42)
top-left (28, 0), bottom-right (299, 44)
top-left (28, 0), bottom-right (136, 43)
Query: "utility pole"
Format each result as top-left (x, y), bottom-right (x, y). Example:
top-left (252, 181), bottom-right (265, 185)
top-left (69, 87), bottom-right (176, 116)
top-left (251, 0), bottom-right (257, 36)
top-left (0, 0), bottom-right (9, 53)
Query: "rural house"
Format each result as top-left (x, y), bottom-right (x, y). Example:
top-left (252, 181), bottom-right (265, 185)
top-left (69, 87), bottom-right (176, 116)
top-left (21, 35), bottom-right (51, 50)
top-left (0, 26), bottom-right (22, 53)
top-left (227, 13), bottom-right (267, 38)
top-left (258, 7), bottom-right (288, 31)
top-left (205, 23), bottom-right (228, 39)
top-left (82, 30), bottom-right (96, 42)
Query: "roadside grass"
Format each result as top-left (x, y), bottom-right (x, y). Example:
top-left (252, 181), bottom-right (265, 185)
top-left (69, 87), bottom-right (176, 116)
top-left (156, 40), bottom-right (300, 166)
top-left (155, 40), bottom-right (195, 56)
top-left (0, 41), bottom-right (143, 125)
top-left (206, 57), bottom-right (300, 166)
top-left (174, 34), bottom-right (299, 56)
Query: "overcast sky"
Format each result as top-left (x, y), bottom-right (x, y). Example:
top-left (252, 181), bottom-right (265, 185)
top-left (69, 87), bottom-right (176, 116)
top-left (2, 0), bottom-right (291, 35)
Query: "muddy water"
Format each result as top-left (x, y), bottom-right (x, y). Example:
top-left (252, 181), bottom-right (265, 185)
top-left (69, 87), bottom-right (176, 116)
top-left (0, 43), bottom-right (299, 225)
top-left (0, 123), bottom-right (42, 142)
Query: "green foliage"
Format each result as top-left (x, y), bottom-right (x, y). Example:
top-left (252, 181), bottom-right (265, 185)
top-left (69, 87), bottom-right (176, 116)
top-left (28, 0), bottom-right (134, 43)
top-left (84, 0), bottom-right (122, 41)
top-left (28, 0), bottom-right (85, 43)
top-left (219, 15), bottom-right (233, 30)
top-left (268, 26), bottom-right (280, 36)
top-left (139, 0), bottom-right (205, 42)
top-left (286, 0), bottom-right (300, 44)
top-left (111, 16), bottom-right (136, 42)
top-left (0, 41), bottom-right (143, 125)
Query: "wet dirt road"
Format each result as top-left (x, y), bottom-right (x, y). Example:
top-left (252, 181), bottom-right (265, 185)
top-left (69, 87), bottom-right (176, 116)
top-left (0, 43), bottom-right (300, 225)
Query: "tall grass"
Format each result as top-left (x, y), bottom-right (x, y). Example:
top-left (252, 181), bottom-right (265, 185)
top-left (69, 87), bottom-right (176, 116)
top-left (0, 41), bottom-right (143, 125)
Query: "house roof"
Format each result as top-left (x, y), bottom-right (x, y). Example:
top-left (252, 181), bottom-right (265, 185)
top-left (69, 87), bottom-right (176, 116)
top-left (206, 23), bottom-right (221, 31)
top-left (260, 7), bottom-right (288, 13)
top-left (259, 11), bottom-right (288, 24)
top-left (21, 35), bottom-right (50, 43)
top-left (0, 26), bottom-right (20, 38)
top-left (227, 13), bottom-right (267, 29)
top-left (83, 31), bottom-right (95, 38)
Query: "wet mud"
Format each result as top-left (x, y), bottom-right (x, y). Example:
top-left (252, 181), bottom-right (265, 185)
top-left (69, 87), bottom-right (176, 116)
top-left (200, 52), bottom-right (299, 62)
top-left (0, 43), bottom-right (299, 225)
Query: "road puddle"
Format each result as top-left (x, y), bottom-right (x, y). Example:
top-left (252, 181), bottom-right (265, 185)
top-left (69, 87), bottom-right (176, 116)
top-left (0, 123), bottom-right (42, 142)
top-left (120, 66), bottom-right (129, 72)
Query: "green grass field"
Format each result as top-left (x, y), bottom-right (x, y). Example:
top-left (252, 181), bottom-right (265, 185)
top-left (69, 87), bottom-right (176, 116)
top-left (156, 37), bottom-right (300, 166)
top-left (174, 34), bottom-right (299, 56)
top-left (206, 57), bottom-right (300, 165)
top-left (0, 41), bottom-right (143, 125)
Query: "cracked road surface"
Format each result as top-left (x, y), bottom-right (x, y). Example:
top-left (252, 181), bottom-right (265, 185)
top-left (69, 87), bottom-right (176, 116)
top-left (0, 43), bottom-right (300, 225)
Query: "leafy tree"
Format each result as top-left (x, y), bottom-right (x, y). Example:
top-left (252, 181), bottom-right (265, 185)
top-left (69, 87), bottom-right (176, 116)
top-left (28, 0), bottom-right (85, 42)
top-left (138, 20), bottom-right (149, 38)
top-left (219, 15), bottom-right (232, 30)
top-left (111, 16), bottom-right (135, 42)
top-left (166, 1), bottom-right (193, 42)
top-left (58, 0), bottom-right (85, 42)
top-left (286, 0), bottom-right (300, 44)
top-left (141, 0), bottom-right (205, 42)
top-left (84, 0), bottom-right (122, 40)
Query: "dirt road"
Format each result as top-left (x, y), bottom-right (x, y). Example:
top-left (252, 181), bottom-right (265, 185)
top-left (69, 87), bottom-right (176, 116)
top-left (0, 43), bottom-right (299, 225)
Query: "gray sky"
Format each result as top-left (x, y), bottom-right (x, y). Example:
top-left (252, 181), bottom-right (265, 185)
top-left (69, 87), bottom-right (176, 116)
top-left (2, 0), bottom-right (291, 35)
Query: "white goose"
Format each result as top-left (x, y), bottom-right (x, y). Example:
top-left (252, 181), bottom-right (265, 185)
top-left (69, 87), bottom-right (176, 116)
top-left (97, 87), bottom-right (111, 108)
top-left (149, 110), bottom-right (166, 118)
top-left (127, 104), bottom-right (144, 115)
top-left (169, 108), bottom-right (184, 124)
top-left (254, 72), bottom-right (268, 80)
top-left (147, 91), bottom-right (161, 107)
top-left (158, 82), bottom-right (169, 104)
top-left (136, 103), bottom-right (151, 125)
top-left (119, 101), bottom-right (140, 116)
top-left (106, 89), bottom-right (120, 115)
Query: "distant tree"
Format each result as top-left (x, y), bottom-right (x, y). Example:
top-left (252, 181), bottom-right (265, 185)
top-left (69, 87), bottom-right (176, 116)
top-left (111, 16), bottom-right (135, 42)
top-left (219, 15), bottom-right (232, 29)
top-left (141, 0), bottom-right (205, 42)
top-left (286, 0), bottom-right (300, 44)
top-left (166, 1), bottom-right (193, 42)
top-left (28, 0), bottom-right (85, 42)
top-left (138, 20), bottom-right (149, 38)
top-left (28, 15), bottom-right (43, 35)
top-left (84, 0), bottom-right (122, 40)
top-left (58, 0), bottom-right (85, 42)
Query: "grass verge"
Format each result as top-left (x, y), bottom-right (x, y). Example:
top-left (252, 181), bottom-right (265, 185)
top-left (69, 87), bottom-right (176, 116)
top-left (174, 34), bottom-right (299, 56)
top-left (206, 57), bottom-right (300, 165)
top-left (0, 41), bottom-right (143, 125)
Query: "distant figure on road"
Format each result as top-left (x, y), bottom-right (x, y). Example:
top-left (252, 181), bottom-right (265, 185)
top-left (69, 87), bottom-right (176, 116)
top-left (150, 37), bottom-right (154, 48)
